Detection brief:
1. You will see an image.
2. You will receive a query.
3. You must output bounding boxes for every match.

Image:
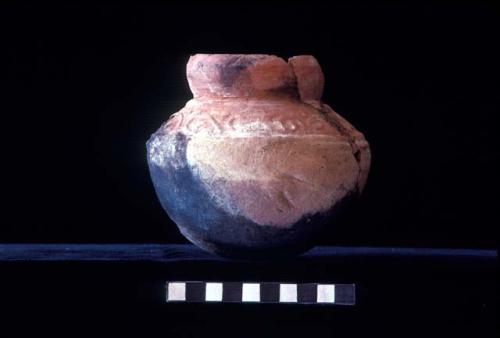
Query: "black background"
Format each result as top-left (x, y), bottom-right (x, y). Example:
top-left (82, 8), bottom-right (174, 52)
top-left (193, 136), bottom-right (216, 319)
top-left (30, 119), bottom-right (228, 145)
top-left (0, 4), bottom-right (497, 337)
top-left (2, 3), bottom-right (498, 247)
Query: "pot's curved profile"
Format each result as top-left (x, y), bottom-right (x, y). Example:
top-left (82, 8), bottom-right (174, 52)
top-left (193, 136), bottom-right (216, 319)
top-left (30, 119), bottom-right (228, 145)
top-left (147, 54), bottom-right (371, 258)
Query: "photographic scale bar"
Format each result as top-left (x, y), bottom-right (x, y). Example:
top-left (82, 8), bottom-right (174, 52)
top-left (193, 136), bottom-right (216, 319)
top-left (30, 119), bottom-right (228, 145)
top-left (166, 282), bottom-right (355, 305)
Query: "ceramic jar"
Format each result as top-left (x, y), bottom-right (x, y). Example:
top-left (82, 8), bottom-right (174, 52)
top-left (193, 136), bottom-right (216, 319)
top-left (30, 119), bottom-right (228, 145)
top-left (147, 54), bottom-right (370, 258)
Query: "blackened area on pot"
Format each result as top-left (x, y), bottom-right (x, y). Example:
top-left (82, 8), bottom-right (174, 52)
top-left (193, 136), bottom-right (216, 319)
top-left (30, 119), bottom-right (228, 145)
top-left (147, 132), bottom-right (223, 234)
top-left (216, 55), bottom-right (255, 89)
top-left (180, 192), bottom-right (356, 260)
top-left (147, 131), bottom-right (356, 259)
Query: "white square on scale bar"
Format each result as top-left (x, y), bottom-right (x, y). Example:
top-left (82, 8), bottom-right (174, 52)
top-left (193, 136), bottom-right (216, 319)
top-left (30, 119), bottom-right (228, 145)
top-left (279, 284), bottom-right (298, 302)
top-left (317, 284), bottom-right (335, 303)
top-left (167, 282), bottom-right (186, 301)
top-left (205, 282), bottom-right (223, 301)
top-left (242, 283), bottom-right (260, 302)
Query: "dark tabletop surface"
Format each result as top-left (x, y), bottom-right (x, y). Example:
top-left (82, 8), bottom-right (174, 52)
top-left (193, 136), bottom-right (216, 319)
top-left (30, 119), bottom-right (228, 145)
top-left (1, 243), bottom-right (496, 261)
top-left (0, 244), bottom-right (496, 337)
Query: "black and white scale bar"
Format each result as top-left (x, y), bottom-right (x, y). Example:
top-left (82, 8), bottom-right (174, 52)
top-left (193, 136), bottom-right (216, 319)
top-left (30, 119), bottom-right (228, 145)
top-left (166, 281), bottom-right (355, 305)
